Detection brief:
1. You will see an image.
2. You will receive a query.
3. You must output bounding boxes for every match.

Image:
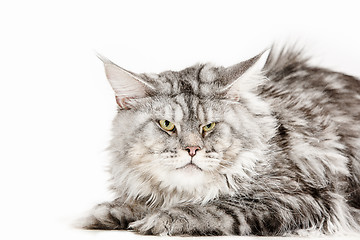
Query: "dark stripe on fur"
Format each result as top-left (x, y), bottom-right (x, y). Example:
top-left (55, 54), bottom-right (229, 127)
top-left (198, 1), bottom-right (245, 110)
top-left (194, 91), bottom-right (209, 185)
top-left (215, 203), bottom-right (241, 235)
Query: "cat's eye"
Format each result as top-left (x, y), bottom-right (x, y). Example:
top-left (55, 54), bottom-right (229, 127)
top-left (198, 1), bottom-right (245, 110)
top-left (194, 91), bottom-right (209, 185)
top-left (203, 122), bottom-right (216, 132)
top-left (159, 120), bottom-right (175, 131)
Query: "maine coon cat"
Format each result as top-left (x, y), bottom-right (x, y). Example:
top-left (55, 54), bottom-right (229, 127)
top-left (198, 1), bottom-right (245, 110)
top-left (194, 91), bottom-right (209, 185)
top-left (82, 46), bottom-right (360, 236)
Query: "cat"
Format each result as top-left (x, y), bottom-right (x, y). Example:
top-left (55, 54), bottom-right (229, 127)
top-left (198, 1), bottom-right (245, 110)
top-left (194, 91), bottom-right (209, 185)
top-left (81, 45), bottom-right (360, 236)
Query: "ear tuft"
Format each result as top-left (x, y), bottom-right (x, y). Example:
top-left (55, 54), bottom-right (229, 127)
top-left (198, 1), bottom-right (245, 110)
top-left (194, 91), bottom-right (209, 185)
top-left (96, 53), bottom-right (154, 109)
top-left (222, 49), bottom-right (270, 100)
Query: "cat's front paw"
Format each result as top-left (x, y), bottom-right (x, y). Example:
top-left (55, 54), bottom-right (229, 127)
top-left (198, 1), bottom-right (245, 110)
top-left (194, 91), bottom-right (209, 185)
top-left (129, 210), bottom-right (189, 236)
top-left (80, 202), bottom-right (131, 230)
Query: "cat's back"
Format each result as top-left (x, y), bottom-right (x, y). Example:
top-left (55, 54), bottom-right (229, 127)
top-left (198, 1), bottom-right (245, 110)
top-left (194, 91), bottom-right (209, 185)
top-left (263, 49), bottom-right (360, 116)
top-left (262, 48), bottom-right (360, 129)
top-left (261, 48), bottom-right (360, 208)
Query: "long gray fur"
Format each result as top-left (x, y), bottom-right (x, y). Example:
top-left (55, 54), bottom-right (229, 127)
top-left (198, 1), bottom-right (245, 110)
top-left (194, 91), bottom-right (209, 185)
top-left (82, 46), bottom-right (360, 236)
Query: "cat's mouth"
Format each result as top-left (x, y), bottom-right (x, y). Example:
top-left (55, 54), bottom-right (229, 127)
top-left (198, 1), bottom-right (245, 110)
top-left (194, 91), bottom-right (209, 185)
top-left (176, 163), bottom-right (202, 171)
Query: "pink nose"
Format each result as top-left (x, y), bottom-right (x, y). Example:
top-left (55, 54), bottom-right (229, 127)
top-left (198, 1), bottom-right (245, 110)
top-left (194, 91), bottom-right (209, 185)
top-left (185, 146), bottom-right (201, 157)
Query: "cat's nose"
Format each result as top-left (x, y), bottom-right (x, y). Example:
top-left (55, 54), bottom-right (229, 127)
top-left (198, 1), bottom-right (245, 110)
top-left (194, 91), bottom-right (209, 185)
top-left (185, 146), bottom-right (201, 157)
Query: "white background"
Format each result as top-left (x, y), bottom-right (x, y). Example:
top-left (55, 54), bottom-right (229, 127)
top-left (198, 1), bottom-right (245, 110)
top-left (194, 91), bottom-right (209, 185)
top-left (0, 0), bottom-right (359, 239)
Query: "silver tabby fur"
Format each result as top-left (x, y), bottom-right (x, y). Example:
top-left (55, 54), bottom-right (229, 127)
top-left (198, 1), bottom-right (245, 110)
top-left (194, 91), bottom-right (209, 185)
top-left (82, 46), bottom-right (360, 236)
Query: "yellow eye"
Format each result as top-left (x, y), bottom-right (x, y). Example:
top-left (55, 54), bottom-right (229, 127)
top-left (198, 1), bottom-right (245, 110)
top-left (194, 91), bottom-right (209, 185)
top-left (159, 120), bottom-right (175, 131)
top-left (203, 122), bottom-right (216, 132)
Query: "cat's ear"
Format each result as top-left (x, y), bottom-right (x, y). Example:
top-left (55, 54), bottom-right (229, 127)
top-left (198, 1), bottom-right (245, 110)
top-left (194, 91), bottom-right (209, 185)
top-left (97, 54), bottom-right (155, 109)
top-left (221, 49), bottom-right (270, 100)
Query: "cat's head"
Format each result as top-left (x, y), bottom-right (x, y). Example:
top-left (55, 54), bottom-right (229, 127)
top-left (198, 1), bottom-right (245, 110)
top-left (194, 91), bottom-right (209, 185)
top-left (99, 51), bottom-right (276, 205)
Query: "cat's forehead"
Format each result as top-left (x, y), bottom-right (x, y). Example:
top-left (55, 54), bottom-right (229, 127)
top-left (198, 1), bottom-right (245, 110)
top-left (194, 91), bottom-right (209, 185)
top-left (151, 93), bottom-right (223, 124)
top-left (148, 63), bottom-right (225, 96)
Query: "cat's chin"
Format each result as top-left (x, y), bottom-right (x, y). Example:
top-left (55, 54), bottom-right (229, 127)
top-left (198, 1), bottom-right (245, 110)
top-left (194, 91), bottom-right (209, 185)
top-left (160, 166), bottom-right (208, 191)
top-left (176, 163), bottom-right (202, 171)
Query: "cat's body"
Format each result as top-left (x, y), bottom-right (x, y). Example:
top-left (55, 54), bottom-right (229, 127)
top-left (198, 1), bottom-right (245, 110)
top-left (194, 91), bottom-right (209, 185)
top-left (82, 47), bottom-right (360, 236)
